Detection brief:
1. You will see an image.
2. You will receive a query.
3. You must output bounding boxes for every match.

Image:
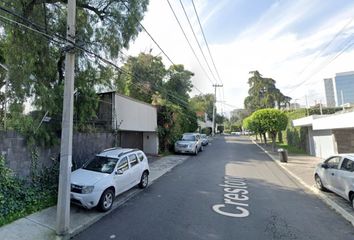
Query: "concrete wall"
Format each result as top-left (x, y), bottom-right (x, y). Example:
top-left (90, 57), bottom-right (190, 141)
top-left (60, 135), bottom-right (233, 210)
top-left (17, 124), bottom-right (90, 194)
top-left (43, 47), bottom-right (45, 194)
top-left (143, 132), bottom-right (159, 155)
top-left (333, 129), bottom-right (354, 153)
top-left (0, 131), bottom-right (59, 179)
top-left (0, 131), bottom-right (116, 179)
top-left (114, 94), bottom-right (157, 132)
top-left (72, 132), bottom-right (116, 169)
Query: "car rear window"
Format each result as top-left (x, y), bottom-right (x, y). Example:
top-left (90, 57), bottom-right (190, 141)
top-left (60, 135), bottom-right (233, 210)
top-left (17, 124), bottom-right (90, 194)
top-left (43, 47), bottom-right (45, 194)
top-left (137, 152), bottom-right (144, 162)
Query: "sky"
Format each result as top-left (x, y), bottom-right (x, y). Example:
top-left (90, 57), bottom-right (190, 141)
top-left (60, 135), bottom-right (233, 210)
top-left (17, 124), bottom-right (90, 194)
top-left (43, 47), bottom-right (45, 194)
top-left (126, 0), bottom-right (354, 116)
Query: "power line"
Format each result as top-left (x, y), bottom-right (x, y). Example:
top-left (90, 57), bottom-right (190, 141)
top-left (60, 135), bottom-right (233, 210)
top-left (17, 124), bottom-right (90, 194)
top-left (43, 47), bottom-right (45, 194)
top-left (121, 2), bottom-right (175, 66)
top-left (178, 0), bottom-right (218, 84)
top-left (0, 11), bottom-right (195, 115)
top-left (0, 6), bottom-right (197, 110)
top-left (286, 17), bottom-right (354, 94)
top-left (166, 0), bottom-right (215, 86)
top-left (121, 1), bottom-right (210, 97)
top-left (190, 0), bottom-right (223, 85)
top-left (0, 7), bottom-right (214, 124)
top-left (287, 32), bottom-right (354, 94)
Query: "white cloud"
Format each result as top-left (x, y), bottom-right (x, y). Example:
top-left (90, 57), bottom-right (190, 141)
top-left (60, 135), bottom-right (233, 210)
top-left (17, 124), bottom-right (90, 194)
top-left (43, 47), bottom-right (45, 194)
top-left (127, 0), bottom-right (354, 112)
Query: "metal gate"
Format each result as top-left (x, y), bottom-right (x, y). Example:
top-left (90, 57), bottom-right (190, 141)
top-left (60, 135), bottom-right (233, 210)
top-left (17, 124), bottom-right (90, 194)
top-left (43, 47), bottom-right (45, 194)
top-left (120, 131), bottom-right (143, 150)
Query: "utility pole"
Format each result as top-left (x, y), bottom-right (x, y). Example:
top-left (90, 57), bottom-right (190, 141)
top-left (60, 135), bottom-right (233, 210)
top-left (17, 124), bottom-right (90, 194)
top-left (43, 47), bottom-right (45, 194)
top-left (0, 63), bottom-right (8, 130)
top-left (56, 0), bottom-right (76, 236)
top-left (341, 90), bottom-right (345, 111)
top-left (305, 95), bottom-right (309, 116)
top-left (319, 100), bottom-right (323, 115)
top-left (212, 84), bottom-right (223, 136)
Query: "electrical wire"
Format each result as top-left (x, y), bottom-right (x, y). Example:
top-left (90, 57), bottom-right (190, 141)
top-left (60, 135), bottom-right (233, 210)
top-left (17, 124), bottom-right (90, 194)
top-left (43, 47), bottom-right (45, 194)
top-left (166, 0), bottom-right (215, 86)
top-left (285, 16), bottom-right (354, 94)
top-left (190, 0), bottom-right (223, 85)
top-left (178, 0), bottom-right (218, 84)
top-left (0, 6), bottom-right (194, 110)
top-left (0, 12), bottom-right (198, 119)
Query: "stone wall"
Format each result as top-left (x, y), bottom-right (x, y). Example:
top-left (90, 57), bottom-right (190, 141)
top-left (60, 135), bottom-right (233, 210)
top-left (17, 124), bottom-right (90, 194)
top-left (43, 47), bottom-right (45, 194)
top-left (0, 131), bottom-right (117, 179)
top-left (72, 132), bottom-right (116, 169)
top-left (0, 131), bottom-right (59, 178)
top-left (333, 129), bottom-right (354, 153)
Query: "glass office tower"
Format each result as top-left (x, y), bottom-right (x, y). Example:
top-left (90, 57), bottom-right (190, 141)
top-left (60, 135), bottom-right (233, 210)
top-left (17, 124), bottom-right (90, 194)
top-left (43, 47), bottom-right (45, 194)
top-left (334, 71), bottom-right (354, 107)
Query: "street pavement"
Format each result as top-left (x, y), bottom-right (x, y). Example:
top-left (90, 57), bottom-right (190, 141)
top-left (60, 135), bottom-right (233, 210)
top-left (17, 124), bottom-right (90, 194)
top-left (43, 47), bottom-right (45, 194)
top-left (74, 136), bottom-right (354, 240)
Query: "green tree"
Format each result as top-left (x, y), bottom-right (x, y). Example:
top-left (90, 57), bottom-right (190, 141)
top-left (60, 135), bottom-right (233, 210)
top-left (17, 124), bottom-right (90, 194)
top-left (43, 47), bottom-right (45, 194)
top-left (244, 71), bottom-right (291, 111)
top-left (0, 0), bottom-right (149, 135)
top-left (118, 53), bottom-right (166, 103)
top-left (163, 64), bottom-right (194, 104)
top-left (252, 108), bottom-right (288, 151)
top-left (190, 94), bottom-right (214, 120)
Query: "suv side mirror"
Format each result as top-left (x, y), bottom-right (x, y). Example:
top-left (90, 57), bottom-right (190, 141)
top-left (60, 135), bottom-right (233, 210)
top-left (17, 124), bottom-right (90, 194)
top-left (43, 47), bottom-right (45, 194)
top-left (321, 163), bottom-right (329, 169)
top-left (115, 169), bottom-right (124, 175)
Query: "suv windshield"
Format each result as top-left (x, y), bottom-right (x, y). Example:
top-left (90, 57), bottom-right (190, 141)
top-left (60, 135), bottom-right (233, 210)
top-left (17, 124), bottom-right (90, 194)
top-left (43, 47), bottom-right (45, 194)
top-left (182, 135), bottom-right (196, 141)
top-left (83, 156), bottom-right (118, 174)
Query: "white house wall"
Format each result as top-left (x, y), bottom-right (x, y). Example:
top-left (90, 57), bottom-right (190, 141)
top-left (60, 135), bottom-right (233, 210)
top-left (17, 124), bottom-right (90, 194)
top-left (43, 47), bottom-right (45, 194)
top-left (113, 94), bottom-right (157, 132)
top-left (313, 111), bottom-right (354, 130)
top-left (312, 130), bottom-right (337, 159)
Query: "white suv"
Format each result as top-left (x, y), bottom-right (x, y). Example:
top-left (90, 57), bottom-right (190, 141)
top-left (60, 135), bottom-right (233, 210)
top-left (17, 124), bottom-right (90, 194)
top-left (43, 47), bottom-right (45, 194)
top-left (71, 148), bottom-right (150, 211)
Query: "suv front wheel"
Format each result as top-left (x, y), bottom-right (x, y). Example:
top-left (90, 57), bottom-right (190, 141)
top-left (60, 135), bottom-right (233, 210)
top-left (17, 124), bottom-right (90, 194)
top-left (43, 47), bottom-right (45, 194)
top-left (98, 188), bottom-right (114, 212)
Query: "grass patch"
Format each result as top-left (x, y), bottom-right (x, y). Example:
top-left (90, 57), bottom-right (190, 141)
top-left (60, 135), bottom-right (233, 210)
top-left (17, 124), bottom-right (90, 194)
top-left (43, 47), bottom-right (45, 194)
top-left (277, 143), bottom-right (306, 154)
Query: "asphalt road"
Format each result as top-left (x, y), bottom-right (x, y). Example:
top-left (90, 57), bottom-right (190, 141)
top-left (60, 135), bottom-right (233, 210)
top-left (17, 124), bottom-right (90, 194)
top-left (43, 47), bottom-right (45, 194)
top-left (74, 136), bottom-right (354, 240)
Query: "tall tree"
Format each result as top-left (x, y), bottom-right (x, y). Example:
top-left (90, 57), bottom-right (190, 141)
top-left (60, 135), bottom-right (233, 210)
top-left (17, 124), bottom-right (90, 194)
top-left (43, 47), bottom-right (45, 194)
top-left (163, 64), bottom-right (193, 105)
top-left (190, 94), bottom-right (214, 120)
top-left (118, 53), bottom-right (166, 103)
top-left (244, 71), bottom-right (291, 111)
top-left (0, 0), bottom-right (149, 128)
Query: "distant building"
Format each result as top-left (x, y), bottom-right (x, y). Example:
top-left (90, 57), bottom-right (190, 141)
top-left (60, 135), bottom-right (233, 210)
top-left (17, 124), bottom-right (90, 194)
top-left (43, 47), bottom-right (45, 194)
top-left (334, 71), bottom-right (354, 107)
top-left (324, 71), bottom-right (354, 107)
top-left (289, 103), bottom-right (301, 110)
top-left (323, 78), bottom-right (336, 107)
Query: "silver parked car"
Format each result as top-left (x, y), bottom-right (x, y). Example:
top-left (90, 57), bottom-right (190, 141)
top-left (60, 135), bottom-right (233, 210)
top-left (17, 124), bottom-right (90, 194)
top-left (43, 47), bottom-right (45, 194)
top-left (174, 133), bottom-right (203, 155)
top-left (200, 134), bottom-right (209, 146)
top-left (314, 154), bottom-right (354, 208)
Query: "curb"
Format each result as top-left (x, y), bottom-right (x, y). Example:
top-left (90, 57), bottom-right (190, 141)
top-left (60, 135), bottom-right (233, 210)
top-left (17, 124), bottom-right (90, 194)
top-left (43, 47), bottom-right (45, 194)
top-left (252, 139), bottom-right (354, 227)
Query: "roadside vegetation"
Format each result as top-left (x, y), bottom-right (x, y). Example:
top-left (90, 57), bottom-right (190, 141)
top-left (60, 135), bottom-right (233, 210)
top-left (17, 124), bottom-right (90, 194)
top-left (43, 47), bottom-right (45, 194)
top-left (238, 71), bottom-right (342, 155)
top-left (0, 155), bottom-right (59, 227)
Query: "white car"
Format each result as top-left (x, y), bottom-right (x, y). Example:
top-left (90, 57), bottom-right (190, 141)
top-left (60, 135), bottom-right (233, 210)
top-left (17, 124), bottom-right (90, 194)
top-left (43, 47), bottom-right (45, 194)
top-left (174, 133), bottom-right (203, 155)
top-left (71, 148), bottom-right (150, 211)
top-left (314, 154), bottom-right (354, 208)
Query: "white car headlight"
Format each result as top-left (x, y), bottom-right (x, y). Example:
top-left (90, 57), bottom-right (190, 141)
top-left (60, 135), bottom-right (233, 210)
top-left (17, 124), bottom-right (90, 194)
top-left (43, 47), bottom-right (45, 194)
top-left (188, 143), bottom-right (194, 148)
top-left (81, 186), bottom-right (95, 194)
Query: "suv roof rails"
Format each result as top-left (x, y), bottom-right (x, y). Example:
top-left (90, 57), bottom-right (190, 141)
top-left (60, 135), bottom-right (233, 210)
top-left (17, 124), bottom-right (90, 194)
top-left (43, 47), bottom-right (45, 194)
top-left (117, 148), bottom-right (141, 157)
top-left (100, 147), bottom-right (122, 153)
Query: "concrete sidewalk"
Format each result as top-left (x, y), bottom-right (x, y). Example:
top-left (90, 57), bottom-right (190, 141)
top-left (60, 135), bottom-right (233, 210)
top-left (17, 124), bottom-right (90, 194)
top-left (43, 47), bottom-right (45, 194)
top-left (252, 139), bottom-right (354, 226)
top-left (0, 155), bottom-right (190, 240)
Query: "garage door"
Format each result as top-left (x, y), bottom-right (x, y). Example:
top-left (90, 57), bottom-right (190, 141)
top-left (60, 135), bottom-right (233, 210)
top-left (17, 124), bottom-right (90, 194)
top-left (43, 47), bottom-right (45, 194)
top-left (313, 130), bottom-right (335, 159)
top-left (120, 131), bottom-right (143, 150)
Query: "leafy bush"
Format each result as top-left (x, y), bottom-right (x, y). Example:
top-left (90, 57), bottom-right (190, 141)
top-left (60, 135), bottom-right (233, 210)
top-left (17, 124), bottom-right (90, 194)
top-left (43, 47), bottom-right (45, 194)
top-left (0, 155), bottom-right (59, 227)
